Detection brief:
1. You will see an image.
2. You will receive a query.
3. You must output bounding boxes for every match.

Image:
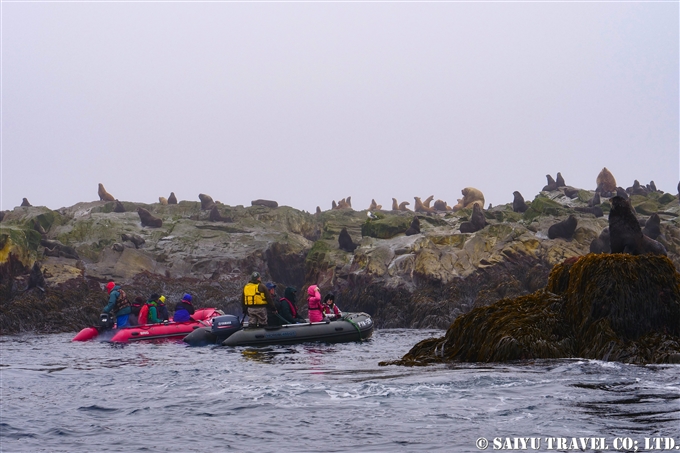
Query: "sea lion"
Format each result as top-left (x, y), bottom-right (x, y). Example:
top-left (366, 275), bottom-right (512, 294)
top-left (563, 186), bottom-right (580, 199)
top-left (199, 194), bottom-right (215, 210)
top-left (460, 204), bottom-right (487, 233)
top-left (392, 198), bottom-right (399, 211)
top-left (98, 183), bottom-right (115, 202)
top-left (27, 262), bottom-right (46, 291)
top-left (121, 233), bottom-right (145, 249)
top-left (512, 191), bottom-right (528, 213)
top-left (433, 200), bottom-right (451, 211)
top-left (346, 197), bottom-right (352, 208)
top-left (556, 172), bottom-right (566, 187)
top-left (398, 201), bottom-right (411, 211)
top-left (616, 187), bottom-right (629, 199)
top-left (609, 196), bottom-right (666, 256)
top-left (574, 206), bottom-right (604, 217)
top-left (137, 207), bottom-right (163, 228)
top-left (422, 196), bottom-right (434, 208)
top-left (587, 192), bottom-right (601, 207)
top-left (159, 197), bottom-right (168, 205)
top-left (209, 206), bottom-right (232, 222)
top-left (332, 200), bottom-right (338, 210)
top-left (368, 199), bottom-right (382, 211)
top-left (452, 198), bottom-right (464, 212)
top-left (33, 219), bottom-right (47, 236)
top-left (338, 227), bottom-right (358, 252)
top-left (414, 197), bottom-right (435, 214)
top-left (336, 198), bottom-right (351, 210)
top-left (542, 175), bottom-right (558, 192)
top-left (647, 181), bottom-right (658, 192)
top-left (628, 180), bottom-right (648, 196)
top-left (461, 187), bottom-right (485, 209)
top-left (21, 198), bottom-right (32, 207)
top-left (548, 215), bottom-right (577, 240)
top-left (40, 239), bottom-right (79, 259)
top-left (405, 216), bottom-right (421, 236)
top-left (251, 199), bottom-right (278, 208)
top-left (596, 167), bottom-right (617, 195)
top-left (114, 200), bottom-right (126, 213)
top-left (315, 206), bottom-right (321, 215)
top-left (0, 211), bottom-right (5, 222)
top-left (642, 213), bottom-right (661, 240)
top-left (112, 243), bottom-right (124, 252)
top-left (168, 192), bottom-right (178, 205)
top-left (589, 227), bottom-right (611, 254)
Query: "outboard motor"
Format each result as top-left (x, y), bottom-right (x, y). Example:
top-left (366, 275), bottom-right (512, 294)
top-left (212, 314), bottom-right (242, 340)
top-left (99, 313), bottom-right (114, 330)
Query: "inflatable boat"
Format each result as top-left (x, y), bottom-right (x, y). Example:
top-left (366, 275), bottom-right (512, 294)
top-left (183, 312), bottom-right (374, 347)
top-left (72, 308), bottom-right (222, 343)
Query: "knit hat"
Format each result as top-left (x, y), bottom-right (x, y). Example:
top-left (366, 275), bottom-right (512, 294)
top-left (106, 281), bottom-right (115, 293)
top-left (150, 293), bottom-right (160, 301)
top-left (158, 295), bottom-right (166, 303)
top-left (182, 293), bottom-right (192, 302)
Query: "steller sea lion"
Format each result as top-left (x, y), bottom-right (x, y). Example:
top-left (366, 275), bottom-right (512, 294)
top-left (168, 192), bottom-right (178, 204)
top-left (21, 198), bottom-right (32, 207)
top-left (461, 187), bottom-right (484, 209)
top-left (414, 197), bottom-right (435, 214)
top-left (137, 207), bottom-right (163, 228)
top-left (368, 199), bottom-right (382, 211)
top-left (452, 198), bottom-right (464, 212)
top-left (596, 167), bottom-right (617, 195)
top-left (210, 206), bottom-right (232, 222)
top-left (512, 191), bottom-right (528, 213)
top-left (251, 199), bottom-right (278, 208)
top-left (609, 196), bottom-right (665, 256)
top-left (336, 198), bottom-right (351, 210)
top-left (392, 198), bottom-right (399, 211)
top-left (346, 196), bottom-right (352, 208)
top-left (159, 197), bottom-right (168, 205)
top-left (199, 194), bottom-right (215, 210)
top-left (548, 215), bottom-right (577, 240)
top-left (433, 199), bottom-right (451, 212)
top-left (405, 216), bottom-right (421, 236)
top-left (399, 201), bottom-right (411, 211)
top-left (98, 183), bottom-right (115, 202)
top-left (338, 227), bottom-right (358, 252)
top-left (422, 196), bottom-right (434, 208)
top-left (121, 233), bottom-right (145, 249)
top-left (315, 206), bottom-right (321, 215)
top-left (332, 200), bottom-right (337, 210)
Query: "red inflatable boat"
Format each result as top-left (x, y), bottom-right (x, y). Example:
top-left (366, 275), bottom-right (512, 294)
top-left (72, 308), bottom-right (222, 343)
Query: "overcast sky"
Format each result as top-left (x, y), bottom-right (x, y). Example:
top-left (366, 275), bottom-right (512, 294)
top-left (1, 1), bottom-right (678, 214)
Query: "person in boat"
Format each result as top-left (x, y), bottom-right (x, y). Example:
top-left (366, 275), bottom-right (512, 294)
top-left (307, 285), bottom-right (324, 323)
top-left (129, 296), bottom-right (145, 326)
top-left (103, 281), bottom-right (132, 328)
top-left (265, 282), bottom-right (284, 326)
top-left (157, 295), bottom-right (170, 322)
top-left (277, 286), bottom-right (305, 324)
top-left (242, 272), bottom-right (276, 328)
top-left (174, 293), bottom-right (195, 322)
top-left (322, 293), bottom-right (342, 320)
top-left (137, 293), bottom-right (161, 325)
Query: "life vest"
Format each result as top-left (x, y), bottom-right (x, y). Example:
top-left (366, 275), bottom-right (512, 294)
top-left (279, 297), bottom-right (297, 317)
top-left (113, 289), bottom-right (131, 312)
top-left (138, 304), bottom-right (149, 325)
top-left (243, 282), bottom-right (267, 306)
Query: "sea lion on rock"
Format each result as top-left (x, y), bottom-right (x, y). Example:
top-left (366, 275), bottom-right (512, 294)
top-left (199, 194), bottom-right (215, 210)
top-left (332, 200), bottom-right (337, 210)
top-left (548, 215), bottom-right (577, 240)
top-left (368, 199), bottom-right (382, 211)
top-left (315, 206), bottom-right (321, 215)
top-left (112, 243), bottom-right (124, 252)
top-left (452, 198), bottom-right (464, 212)
top-left (399, 201), bottom-right (411, 211)
top-left (512, 191), bottom-right (528, 213)
top-left (0, 211), bottom-right (5, 222)
top-left (392, 198), bottom-right (399, 211)
top-left (542, 175), bottom-right (558, 192)
top-left (137, 207), bottom-right (163, 228)
top-left (642, 213), bottom-right (661, 240)
top-left (589, 227), bottom-right (611, 254)
top-left (556, 172), bottom-right (566, 188)
top-left (608, 196), bottom-right (666, 256)
top-left (121, 233), bottom-right (145, 249)
top-left (433, 199), bottom-right (451, 211)
top-left (336, 198), bottom-right (351, 210)
top-left (27, 262), bottom-right (46, 291)
top-left (563, 186), bottom-right (579, 199)
top-left (616, 187), bottom-right (629, 199)
top-left (414, 197), bottom-right (435, 214)
top-left (461, 187), bottom-right (485, 210)
top-left (647, 181), bottom-right (658, 193)
top-left (114, 200), bottom-right (126, 213)
top-left (346, 197), bottom-right (352, 208)
top-left (422, 196), bottom-right (434, 208)
top-left (338, 227), bottom-right (358, 252)
top-left (460, 204), bottom-right (487, 233)
top-left (251, 199), bottom-right (278, 208)
top-left (21, 198), bottom-right (32, 207)
top-left (33, 219), bottom-right (47, 236)
top-left (628, 180), bottom-right (648, 196)
top-left (405, 217), bottom-right (421, 236)
top-left (574, 206), bottom-right (604, 218)
top-left (159, 197), bottom-right (168, 205)
top-left (98, 183), bottom-right (115, 202)
top-left (596, 167), bottom-right (617, 195)
top-left (587, 192), bottom-right (601, 207)
top-left (168, 192), bottom-right (178, 204)
top-left (209, 206), bottom-right (232, 222)
top-left (41, 239), bottom-right (79, 259)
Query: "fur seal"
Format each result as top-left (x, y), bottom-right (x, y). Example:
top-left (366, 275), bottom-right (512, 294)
top-left (642, 213), bottom-right (661, 240)
top-left (647, 181), bottom-right (658, 192)
top-left (548, 215), bottom-right (577, 240)
top-left (596, 167), bottom-right (617, 195)
top-left (33, 219), bottom-right (47, 236)
top-left (251, 199), bottom-right (278, 209)
top-left (542, 175), bottom-right (558, 192)
top-left (628, 180), bottom-right (648, 196)
top-left (315, 206), bottom-right (321, 215)
top-left (40, 239), bottom-right (79, 259)
top-left (433, 199), bottom-right (451, 211)
top-left (27, 262), bottom-right (46, 291)
top-left (461, 187), bottom-right (485, 210)
top-left (159, 197), bottom-right (168, 205)
top-left (459, 204), bottom-right (487, 233)
top-left (399, 201), bottom-right (411, 211)
top-left (98, 183), bottom-right (115, 202)
top-left (589, 227), bottom-right (611, 254)
top-left (136, 207), bottom-right (163, 228)
top-left (332, 200), bottom-right (338, 210)
top-left (199, 194), bottom-right (215, 210)
top-left (574, 206), bottom-right (604, 218)
top-left (556, 172), bottom-right (566, 188)
top-left (608, 196), bottom-right (666, 256)
top-left (168, 192), bottom-right (178, 205)
top-left (615, 187), bottom-right (629, 199)
top-left (121, 233), bottom-right (145, 249)
top-left (368, 199), bottom-right (382, 211)
top-left (338, 227), bottom-right (358, 252)
top-left (512, 191), bottom-right (528, 213)
top-left (405, 216), bottom-right (421, 236)
top-left (210, 206), bottom-right (232, 222)
top-left (587, 192), bottom-right (601, 207)
top-left (0, 211), bottom-right (4, 222)
top-left (21, 198), bottom-right (32, 207)
top-left (112, 243), bottom-right (124, 252)
top-left (114, 200), bottom-right (126, 213)
top-left (414, 197), bottom-right (435, 214)
top-left (563, 186), bottom-right (579, 199)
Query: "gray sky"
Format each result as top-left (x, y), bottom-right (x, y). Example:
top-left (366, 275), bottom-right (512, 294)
top-left (2, 1), bottom-right (678, 214)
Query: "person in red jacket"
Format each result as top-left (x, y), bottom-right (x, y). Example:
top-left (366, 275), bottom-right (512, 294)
top-left (322, 293), bottom-right (342, 320)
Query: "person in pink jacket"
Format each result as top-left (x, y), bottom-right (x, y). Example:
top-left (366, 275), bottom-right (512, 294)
top-left (307, 285), bottom-right (324, 323)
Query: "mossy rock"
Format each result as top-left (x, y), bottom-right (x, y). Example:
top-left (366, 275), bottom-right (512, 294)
top-left (576, 190), bottom-right (593, 203)
top-left (419, 215), bottom-right (448, 227)
top-left (485, 209), bottom-right (523, 223)
top-left (523, 196), bottom-right (568, 222)
top-left (632, 200), bottom-right (660, 216)
top-left (361, 216), bottom-right (411, 239)
top-left (658, 193), bottom-right (677, 205)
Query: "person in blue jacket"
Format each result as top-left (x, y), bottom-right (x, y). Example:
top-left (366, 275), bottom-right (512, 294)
top-left (173, 293), bottom-right (195, 322)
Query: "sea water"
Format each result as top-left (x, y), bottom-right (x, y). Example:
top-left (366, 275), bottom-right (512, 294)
top-left (1, 330), bottom-right (679, 452)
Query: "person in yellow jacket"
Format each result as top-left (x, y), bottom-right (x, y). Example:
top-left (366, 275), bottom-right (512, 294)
top-left (242, 272), bottom-right (277, 328)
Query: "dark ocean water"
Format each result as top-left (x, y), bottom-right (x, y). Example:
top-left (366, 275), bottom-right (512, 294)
top-left (1, 330), bottom-right (679, 453)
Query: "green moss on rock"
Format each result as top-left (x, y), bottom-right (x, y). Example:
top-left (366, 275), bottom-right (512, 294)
top-left (361, 216), bottom-right (411, 239)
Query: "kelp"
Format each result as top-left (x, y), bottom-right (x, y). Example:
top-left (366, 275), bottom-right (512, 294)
top-left (384, 254), bottom-right (680, 366)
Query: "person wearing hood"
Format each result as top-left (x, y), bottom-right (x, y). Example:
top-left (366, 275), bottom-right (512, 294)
top-left (242, 272), bottom-right (276, 328)
top-left (103, 281), bottom-right (132, 328)
top-left (307, 285), bottom-right (324, 323)
top-left (157, 295), bottom-right (169, 321)
top-left (174, 294), bottom-right (195, 322)
top-left (277, 286), bottom-right (305, 324)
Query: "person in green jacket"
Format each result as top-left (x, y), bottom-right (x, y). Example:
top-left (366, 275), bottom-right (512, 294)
top-left (146, 293), bottom-right (163, 324)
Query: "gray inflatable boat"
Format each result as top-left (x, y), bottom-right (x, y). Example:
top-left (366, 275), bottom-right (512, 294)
top-left (183, 312), bottom-right (374, 347)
